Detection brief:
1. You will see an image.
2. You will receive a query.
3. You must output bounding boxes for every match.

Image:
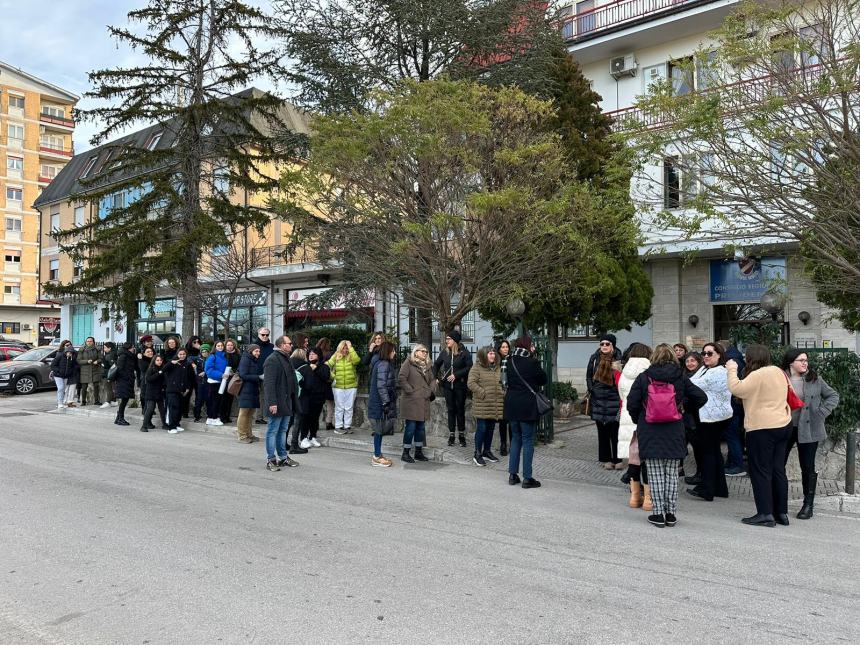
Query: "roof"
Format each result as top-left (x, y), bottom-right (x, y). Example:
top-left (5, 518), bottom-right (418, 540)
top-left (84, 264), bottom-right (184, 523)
top-left (34, 88), bottom-right (310, 209)
top-left (0, 60), bottom-right (79, 102)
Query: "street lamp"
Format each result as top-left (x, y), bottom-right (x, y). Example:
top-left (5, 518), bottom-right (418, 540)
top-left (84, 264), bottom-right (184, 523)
top-left (506, 298), bottom-right (526, 336)
top-left (759, 291), bottom-right (785, 320)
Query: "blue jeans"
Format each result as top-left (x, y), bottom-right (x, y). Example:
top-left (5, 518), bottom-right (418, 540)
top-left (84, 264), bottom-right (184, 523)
top-left (403, 420), bottom-right (426, 448)
top-left (373, 432), bottom-right (383, 457)
top-left (474, 418), bottom-right (496, 455)
top-left (508, 420), bottom-right (536, 479)
top-left (724, 407), bottom-right (745, 469)
top-left (266, 415), bottom-right (290, 460)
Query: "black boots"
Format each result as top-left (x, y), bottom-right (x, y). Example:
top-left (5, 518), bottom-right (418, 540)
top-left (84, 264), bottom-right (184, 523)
top-left (413, 447), bottom-right (429, 462)
top-left (114, 414), bottom-right (129, 426)
top-left (448, 434), bottom-right (455, 446)
top-left (458, 434), bottom-right (467, 448)
top-left (401, 448), bottom-right (415, 464)
top-left (797, 472), bottom-right (817, 520)
top-left (499, 442), bottom-right (508, 457)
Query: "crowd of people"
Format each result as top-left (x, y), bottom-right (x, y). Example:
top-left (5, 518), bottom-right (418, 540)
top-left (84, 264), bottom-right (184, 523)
top-left (48, 327), bottom-right (839, 524)
top-left (584, 334), bottom-right (839, 528)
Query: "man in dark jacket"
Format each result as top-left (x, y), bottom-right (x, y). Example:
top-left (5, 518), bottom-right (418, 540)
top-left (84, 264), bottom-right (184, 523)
top-left (255, 327), bottom-right (274, 424)
top-left (262, 335), bottom-right (300, 471)
top-left (433, 329), bottom-right (473, 447)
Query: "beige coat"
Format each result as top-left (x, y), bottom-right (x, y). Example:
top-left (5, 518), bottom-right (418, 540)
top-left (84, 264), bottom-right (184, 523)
top-left (398, 358), bottom-right (434, 422)
top-left (467, 363), bottom-right (504, 420)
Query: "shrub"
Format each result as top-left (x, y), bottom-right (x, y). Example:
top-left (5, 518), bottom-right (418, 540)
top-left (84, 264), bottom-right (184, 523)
top-left (553, 381), bottom-right (578, 403)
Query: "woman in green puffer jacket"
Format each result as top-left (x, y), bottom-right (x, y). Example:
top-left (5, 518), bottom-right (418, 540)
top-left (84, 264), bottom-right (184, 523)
top-left (467, 346), bottom-right (504, 467)
top-left (327, 340), bottom-right (361, 433)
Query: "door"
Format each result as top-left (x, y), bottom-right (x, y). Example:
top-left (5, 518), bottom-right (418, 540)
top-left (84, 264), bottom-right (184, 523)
top-left (70, 305), bottom-right (95, 346)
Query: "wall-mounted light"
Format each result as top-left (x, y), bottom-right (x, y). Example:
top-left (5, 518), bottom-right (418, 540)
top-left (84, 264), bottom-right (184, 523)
top-left (688, 314), bottom-right (699, 328)
top-left (798, 310), bottom-right (811, 326)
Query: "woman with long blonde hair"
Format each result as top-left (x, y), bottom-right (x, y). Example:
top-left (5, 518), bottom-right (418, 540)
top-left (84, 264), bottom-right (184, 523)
top-left (327, 339), bottom-right (361, 433)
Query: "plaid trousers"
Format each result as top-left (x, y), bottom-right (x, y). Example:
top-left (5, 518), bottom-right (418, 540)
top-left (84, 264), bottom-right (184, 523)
top-left (645, 458), bottom-right (680, 515)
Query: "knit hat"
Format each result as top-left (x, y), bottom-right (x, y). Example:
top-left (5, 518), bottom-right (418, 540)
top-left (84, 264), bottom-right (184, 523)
top-left (246, 344), bottom-right (260, 354)
top-left (447, 329), bottom-right (462, 344)
top-left (200, 343), bottom-right (211, 352)
top-left (140, 334), bottom-right (153, 343)
top-left (599, 333), bottom-right (617, 348)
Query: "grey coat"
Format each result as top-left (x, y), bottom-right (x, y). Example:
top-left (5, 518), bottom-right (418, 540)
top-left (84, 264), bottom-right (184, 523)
top-left (791, 373), bottom-right (840, 443)
top-left (263, 350), bottom-right (300, 418)
top-left (78, 346), bottom-right (102, 383)
top-left (398, 359), bottom-right (434, 422)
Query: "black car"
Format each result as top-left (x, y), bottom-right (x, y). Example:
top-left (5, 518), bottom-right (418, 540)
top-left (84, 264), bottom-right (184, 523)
top-left (0, 346), bottom-right (59, 395)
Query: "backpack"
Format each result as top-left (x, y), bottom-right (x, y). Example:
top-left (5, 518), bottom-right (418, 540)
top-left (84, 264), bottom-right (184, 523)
top-left (644, 378), bottom-right (682, 423)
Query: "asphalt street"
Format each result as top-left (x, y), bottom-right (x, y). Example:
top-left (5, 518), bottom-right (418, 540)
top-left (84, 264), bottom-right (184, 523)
top-left (1, 393), bottom-right (858, 644)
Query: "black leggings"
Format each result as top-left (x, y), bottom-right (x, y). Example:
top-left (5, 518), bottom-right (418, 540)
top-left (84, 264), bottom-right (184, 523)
top-left (628, 462), bottom-right (648, 484)
top-left (443, 386), bottom-right (467, 436)
top-left (117, 397), bottom-right (129, 418)
top-left (300, 401), bottom-right (325, 440)
top-left (597, 421), bottom-right (621, 464)
top-left (784, 427), bottom-right (818, 476)
top-left (498, 419), bottom-right (510, 447)
top-left (696, 419), bottom-right (730, 498)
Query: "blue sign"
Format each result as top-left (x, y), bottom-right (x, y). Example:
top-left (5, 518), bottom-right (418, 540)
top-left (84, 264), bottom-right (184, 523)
top-left (710, 257), bottom-right (786, 303)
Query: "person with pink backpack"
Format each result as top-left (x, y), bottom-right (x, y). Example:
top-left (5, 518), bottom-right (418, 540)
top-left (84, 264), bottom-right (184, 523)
top-left (626, 344), bottom-right (707, 528)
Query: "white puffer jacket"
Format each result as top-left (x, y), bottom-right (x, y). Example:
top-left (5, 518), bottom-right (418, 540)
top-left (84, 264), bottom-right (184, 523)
top-left (689, 364), bottom-right (733, 422)
top-left (617, 357), bottom-right (650, 459)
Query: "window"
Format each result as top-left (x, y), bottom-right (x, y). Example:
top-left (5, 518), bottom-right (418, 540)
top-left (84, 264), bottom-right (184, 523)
top-left (145, 131), bottom-right (163, 150)
top-left (42, 105), bottom-right (65, 118)
top-left (40, 134), bottom-right (64, 151)
top-left (49, 259), bottom-right (59, 280)
top-left (800, 24), bottom-right (825, 67)
top-left (771, 33), bottom-right (794, 74)
top-left (4, 251), bottom-right (21, 264)
top-left (79, 156), bottom-right (98, 179)
top-left (663, 156), bottom-right (682, 209)
top-left (7, 156), bottom-right (23, 172)
top-left (6, 187), bottom-right (23, 202)
top-left (558, 323), bottom-right (597, 340)
top-left (696, 50), bottom-right (719, 91)
top-left (699, 153), bottom-right (717, 188)
top-left (669, 57), bottom-right (694, 96)
top-left (6, 218), bottom-right (22, 233)
top-left (4, 285), bottom-right (21, 295)
top-left (9, 95), bottom-right (25, 110)
top-left (1, 322), bottom-right (21, 335)
top-left (575, 0), bottom-right (595, 35)
top-left (73, 261), bottom-right (83, 278)
top-left (7, 124), bottom-right (24, 141)
top-left (50, 211), bottom-right (60, 234)
top-left (212, 165), bottom-right (230, 194)
top-left (74, 206), bottom-right (86, 227)
top-left (40, 164), bottom-right (60, 179)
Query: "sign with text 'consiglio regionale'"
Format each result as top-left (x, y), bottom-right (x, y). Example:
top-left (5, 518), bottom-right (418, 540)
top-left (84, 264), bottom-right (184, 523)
top-left (709, 257), bottom-right (786, 303)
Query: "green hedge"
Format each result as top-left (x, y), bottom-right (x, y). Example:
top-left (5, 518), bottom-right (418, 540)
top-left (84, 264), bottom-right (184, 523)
top-left (770, 347), bottom-right (860, 441)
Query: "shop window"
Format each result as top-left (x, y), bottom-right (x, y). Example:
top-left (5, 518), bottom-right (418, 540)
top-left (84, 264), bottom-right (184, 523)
top-left (1, 322), bottom-right (21, 335)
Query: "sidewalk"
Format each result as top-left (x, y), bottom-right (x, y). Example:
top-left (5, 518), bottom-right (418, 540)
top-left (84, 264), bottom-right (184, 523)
top-left (54, 404), bottom-right (844, 500)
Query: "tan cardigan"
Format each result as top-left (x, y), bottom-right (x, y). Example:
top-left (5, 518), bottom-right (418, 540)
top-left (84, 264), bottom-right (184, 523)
top-left (726, 364), bottom-right (791, 431)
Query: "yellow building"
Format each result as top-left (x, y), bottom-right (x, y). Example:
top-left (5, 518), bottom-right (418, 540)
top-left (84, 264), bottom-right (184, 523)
top-left (1, 61), bottom-right (77, 344)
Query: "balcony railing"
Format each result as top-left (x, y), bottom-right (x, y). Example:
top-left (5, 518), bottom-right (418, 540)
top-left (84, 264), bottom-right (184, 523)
top-left (251, 244), bottom-right (316, 268)
top-left (560, 0), bottom-right (711, 42)
top-left (39, 113), bottom-right (75, 129)
top-left (39, 143), bottom-right (73, 158)
top-left (605, 60), bottom-right (835, 132)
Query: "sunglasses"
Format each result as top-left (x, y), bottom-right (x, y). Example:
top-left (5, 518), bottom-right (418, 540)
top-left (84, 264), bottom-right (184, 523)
top-left (599, 342), bottom-right (612, 347)
top-left (702, 351), bottom-right (716, 357)
top-left (260, 333), bottom-right (269, 337)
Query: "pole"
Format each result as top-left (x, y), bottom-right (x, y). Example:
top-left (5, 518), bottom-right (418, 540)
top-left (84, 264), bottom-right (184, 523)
top-left (846, 431), bottom-right (856, 495)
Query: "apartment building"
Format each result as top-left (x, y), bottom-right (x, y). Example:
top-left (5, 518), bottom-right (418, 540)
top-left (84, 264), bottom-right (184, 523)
top-left (0, 61), bottom-right (77, 345)
top-left (546, 0), bottom-right (858, 385)
top-left (33, 89), bottom-right (354, 346)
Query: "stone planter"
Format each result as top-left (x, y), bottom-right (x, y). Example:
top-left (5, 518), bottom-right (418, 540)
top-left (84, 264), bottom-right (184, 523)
top-left (785, 436), bottom-right (860, 481)
top-left (554, 400), bottom-right (577, 420)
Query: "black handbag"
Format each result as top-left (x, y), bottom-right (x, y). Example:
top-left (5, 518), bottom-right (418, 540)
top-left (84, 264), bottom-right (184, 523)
top-left (510, 356), bottom-right (553, 416)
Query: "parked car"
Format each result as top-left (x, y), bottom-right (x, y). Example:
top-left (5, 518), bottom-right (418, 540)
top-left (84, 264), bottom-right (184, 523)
top-left (0, 347), bottom-right (27, 362)
top-left (0, 340), bottom-right (30, 351)
top-left (0, 346), bottom-right (59, 395)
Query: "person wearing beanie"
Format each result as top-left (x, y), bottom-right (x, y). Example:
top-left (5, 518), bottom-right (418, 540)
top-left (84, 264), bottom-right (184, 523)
top-left (433, 328), bottom-right (473, 447)
top-left (586, 332), bottom-right (623, 469)
top-left (505, 335), bottom-right (547, 488)
top-left (237, 344), bottom-right (262, 443)
top-left (192, 344), bottom-right (211, 422)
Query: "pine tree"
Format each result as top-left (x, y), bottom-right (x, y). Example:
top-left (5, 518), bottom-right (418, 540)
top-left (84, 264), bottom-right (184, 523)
top-left (47, 0), bottom-right (303, 337)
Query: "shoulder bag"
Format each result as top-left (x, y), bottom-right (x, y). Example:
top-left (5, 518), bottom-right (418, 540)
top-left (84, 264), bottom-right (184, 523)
top-left (227, 372), bottom-right (244, 396)
top-left (106, 363), bottom-right (118, 381)
top-left (510, 356), bottom-right (553, 416)
top-left (784, 372), bottom-right (804, 411)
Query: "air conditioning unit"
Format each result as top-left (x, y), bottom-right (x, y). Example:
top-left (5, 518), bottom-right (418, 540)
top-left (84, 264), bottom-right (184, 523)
top-left (610, 54), bottom-right (638, 79)
top-left (22, 324), bottom-right (31, 330)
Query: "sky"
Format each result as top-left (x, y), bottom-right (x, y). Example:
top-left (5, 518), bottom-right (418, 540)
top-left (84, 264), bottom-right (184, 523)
top-left (0, 0), bottom-right (279, 154)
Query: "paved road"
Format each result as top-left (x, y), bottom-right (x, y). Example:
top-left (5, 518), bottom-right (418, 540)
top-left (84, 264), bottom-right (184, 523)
top-left (1, 397), bottom-right (858, 644)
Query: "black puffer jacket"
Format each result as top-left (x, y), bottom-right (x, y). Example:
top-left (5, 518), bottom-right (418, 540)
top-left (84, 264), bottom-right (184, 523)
top-left (113, 350), bottom-right (137, 399)
top-left (144, 365), bottom-right (166, 401)
top-left (164, 359), bottom-right (193, 395)
top-left (433, 345), bottom-right (473, 390)
top-left (626, 362), bottom-right (707, 460)
top-left (50, 349), bottom-right (78, 379)
top-left (586, 350), bottom-right (622, 424)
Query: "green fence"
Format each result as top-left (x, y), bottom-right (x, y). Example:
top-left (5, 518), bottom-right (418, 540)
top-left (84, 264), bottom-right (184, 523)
top-left (533, 337), bottom-right (554, 444)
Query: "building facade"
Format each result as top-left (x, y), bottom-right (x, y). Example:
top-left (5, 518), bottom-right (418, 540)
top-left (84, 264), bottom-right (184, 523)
top-left (0, 61), bottom-right (76, 344)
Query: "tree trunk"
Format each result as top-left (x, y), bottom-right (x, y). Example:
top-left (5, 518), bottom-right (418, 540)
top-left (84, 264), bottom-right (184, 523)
top-left (548, 320), bottom-right (559, 383)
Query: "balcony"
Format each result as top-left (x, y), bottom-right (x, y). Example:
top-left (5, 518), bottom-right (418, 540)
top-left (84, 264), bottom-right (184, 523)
top-left (39, 143), bottom-right (73, 160)
top-left (562, 0), bottom-right (738, 65)
top-left (252, 244), bottom-right (315, 268)
top-left (39, 112), bottom-right (75, 131)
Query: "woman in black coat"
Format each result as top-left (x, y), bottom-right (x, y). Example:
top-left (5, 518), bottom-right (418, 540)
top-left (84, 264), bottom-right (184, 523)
top-left (113, 343), bottom-right (137, 426)
top-left (137, 347), bottom-right (155, 404)
top-left (237, 345), bottom-right (261, 443)
top-left (627, 344), bottom-right (707, 528)
top-left (586, 334), bottom-right (623, 469)
top-left (433, 329), bottom-right (473, 447)
top-left (50, 340), bottom-right (77, 409)
top-left (141, 354), bottom-right (167, 432)
top-left (163, 348), bottom-right (193, 433)
top-left (298, 347), bottom-right (331, 448)
top-left (504, 336), bottom-right (548, 489)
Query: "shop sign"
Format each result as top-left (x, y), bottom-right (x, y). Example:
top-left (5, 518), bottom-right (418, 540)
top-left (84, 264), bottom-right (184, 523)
top-left (709, 257), bottom-right (786, 303)
top-left (38, 316), bottom-right (61, 345)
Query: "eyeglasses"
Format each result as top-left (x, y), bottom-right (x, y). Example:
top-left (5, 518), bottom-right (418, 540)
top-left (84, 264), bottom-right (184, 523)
top-left (599, 342), bottom-right (612, 347)
top-left (702, 351), bottom-right (716, 357)
top-left (259, 333), bottom-right (269, 337)
top-left (794, 358), bottom-right (809, 363)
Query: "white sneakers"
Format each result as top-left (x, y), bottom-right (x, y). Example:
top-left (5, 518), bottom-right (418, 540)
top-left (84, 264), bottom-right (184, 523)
top-left (300, 438), bottom-right (312, 449)
top-left (57, 404), bottom-right (66, 409)
top-left (310, 438), bottom-right (321, 448)
top-left (175, 426), bottom-right (184, 432)
top-left (206, 419), bottom-right (224, 426)
top-left (100, 402), bottom-right (111, 409)
top-left (168, 429), bottom-right (179, 434)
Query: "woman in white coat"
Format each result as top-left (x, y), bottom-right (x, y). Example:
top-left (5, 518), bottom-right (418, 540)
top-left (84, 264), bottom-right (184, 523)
top-left (617, 343), bottom-right (652, 510)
